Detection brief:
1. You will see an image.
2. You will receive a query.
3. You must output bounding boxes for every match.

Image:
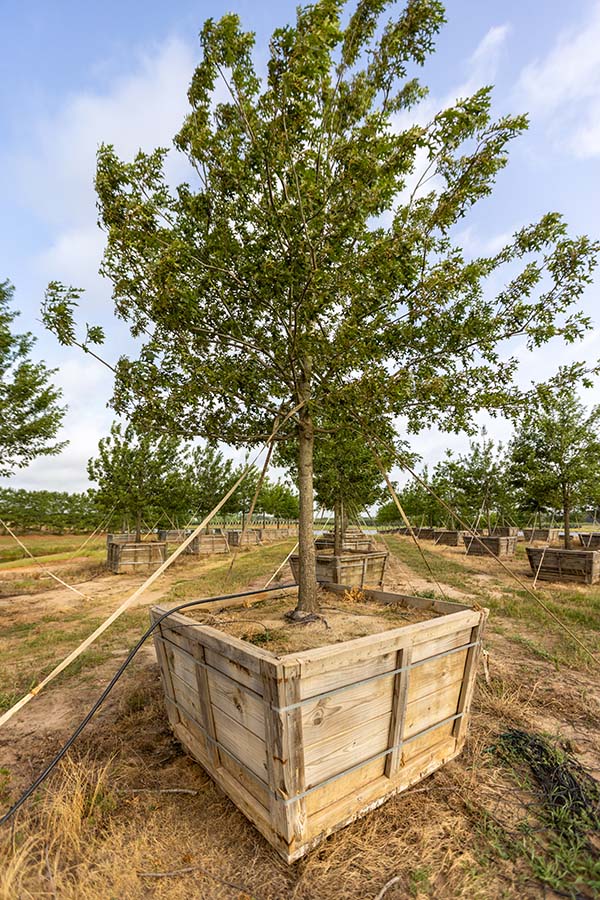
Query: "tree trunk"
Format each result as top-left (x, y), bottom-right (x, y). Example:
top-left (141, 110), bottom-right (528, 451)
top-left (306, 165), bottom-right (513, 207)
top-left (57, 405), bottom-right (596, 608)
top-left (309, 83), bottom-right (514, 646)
top-left (295, 405), bottom-right (318, 613)
top-left (135, 509), bottom-right (142, 543)
top-left (563, 489), bottom-right (571, 550)
top-left (333, 498), bottom-right (343, 556)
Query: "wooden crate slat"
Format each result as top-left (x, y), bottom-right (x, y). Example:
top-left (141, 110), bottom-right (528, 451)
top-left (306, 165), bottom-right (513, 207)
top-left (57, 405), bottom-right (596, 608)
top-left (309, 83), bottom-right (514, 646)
top-left (212, 705), bottom-right (268, 781)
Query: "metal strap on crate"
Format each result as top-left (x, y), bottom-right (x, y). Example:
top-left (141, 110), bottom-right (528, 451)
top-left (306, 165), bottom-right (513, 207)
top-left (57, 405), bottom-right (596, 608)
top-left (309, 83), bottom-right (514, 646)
top-left (168, 693), bottom-right (465, 805)
top-left (159, 622), bottom-right (478, 714)
top-left (271, 640), bottom-right (479, 713)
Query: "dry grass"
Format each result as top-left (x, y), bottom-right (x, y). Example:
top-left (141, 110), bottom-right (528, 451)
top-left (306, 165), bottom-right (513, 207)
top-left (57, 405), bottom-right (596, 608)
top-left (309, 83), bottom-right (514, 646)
top-left (1, 535), bottom-right (599, 898)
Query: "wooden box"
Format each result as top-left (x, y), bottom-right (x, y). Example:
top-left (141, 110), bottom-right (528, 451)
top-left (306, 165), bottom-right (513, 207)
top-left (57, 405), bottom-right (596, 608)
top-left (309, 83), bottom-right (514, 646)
top-left (578, 533), bottom-right (600, 549)
top-left (228, 530), bottom-right (262, 547)
top-left (414, 527), bottom-right (436, 540)
top-left (463, 535), bottom-right (517, 558)
top-left (290, 550), bottom-right (388, 589)
top-left (158, 529), bottom-right (191, 542)
top-left (434, 530), bottom-right (465, 546)
top-left (151, 586), bottom-right (487, 863)
top-left (489, 526), bottom-right (519, 537)
top-left (314, 536), bottom-right (375, 552)
top-left (526, 547), bottom-right (600, 584)
top-left (522, 528), bottom-right (560, 543)
top-left (107, 541), bottom-right (167, 574)
top-left (106, 531), bottom-right (156, 547)
top-left (259, 527), bottom-right (297, 542)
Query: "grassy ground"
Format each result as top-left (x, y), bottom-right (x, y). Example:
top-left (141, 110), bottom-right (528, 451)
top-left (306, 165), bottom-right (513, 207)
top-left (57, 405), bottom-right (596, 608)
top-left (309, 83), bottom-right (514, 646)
top-left (0, 535), bottom-right (599, 898)
top-left (0, 533), bottom-right (106, 565)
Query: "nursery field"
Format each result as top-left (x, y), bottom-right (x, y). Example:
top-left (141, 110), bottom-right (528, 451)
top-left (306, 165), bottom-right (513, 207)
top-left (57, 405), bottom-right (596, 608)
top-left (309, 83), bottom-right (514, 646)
top-left (1, 535), bottom-right (599, 899)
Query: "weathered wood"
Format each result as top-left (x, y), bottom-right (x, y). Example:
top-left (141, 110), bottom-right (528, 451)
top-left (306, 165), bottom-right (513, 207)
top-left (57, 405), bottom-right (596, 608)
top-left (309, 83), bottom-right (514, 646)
top-left (489, 526), bottom-right (519, 537)
top-left (107, 541), bottom-right (167, 574)
top-left (227, 529), bottom-right (262, 547)
top-left (578, 532), bottom-right (600, 549)
top-left (433, 530), bottom-right (465, 546)
top-left (526, 547), bottom-right (600, 584)
top-left (384, 647), bottom-right (411, 777)
top-left (522, 528), bottom-right (560, 543)
top-left (290, 550), bottom-right (388, 588)
top-left (314, 537), bottom-right (375, 551)
top-left (463, 535), bottom-right (517, 558)
top-left (151, 588), bottom-right (487, 863)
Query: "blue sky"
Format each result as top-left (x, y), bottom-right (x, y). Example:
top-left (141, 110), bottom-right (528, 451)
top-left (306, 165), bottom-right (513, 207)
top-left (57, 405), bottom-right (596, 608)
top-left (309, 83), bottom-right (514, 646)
top-left (1, 0), bottom-right (599, 492)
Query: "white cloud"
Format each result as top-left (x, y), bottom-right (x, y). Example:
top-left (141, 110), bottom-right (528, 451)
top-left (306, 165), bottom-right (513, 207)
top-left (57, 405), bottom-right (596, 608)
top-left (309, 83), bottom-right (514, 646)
top-left (1, 355), bottom-right (114, 492)
top-left (392, 23), bottom-right (511, 206)
top-left (517, 2), bottom-right (600, 157)
top-left (1, 36), bottom-right (200, 491)
top-left (18, 37), bottom-right (196, 229)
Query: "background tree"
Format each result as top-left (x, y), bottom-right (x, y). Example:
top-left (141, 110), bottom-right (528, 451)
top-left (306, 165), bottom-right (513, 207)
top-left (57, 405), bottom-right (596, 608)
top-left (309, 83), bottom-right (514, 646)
top-left (88, 422), bottom-right (191, 541)
top-left (434, 434), bottom-right (511, 530)
top-left (258, 480), bottom-right (299, 519)
top-left (376, 465), bottom-right (445, 527)
top-left (0, 488), bottom-right (102, 533)
top-left (508, 376), bottom-right (600, 548)
top-left (1, 280), bottom-right (66, 477)
top-left (44, 0), bottom-right (598, 612)
top-left (185, 445), bottom-right (236, 517)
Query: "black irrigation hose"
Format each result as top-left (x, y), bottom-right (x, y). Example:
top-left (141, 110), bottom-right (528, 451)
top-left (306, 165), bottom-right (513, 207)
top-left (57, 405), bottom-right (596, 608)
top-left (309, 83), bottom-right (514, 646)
top-left (0, 582), bottom-right (296, 827)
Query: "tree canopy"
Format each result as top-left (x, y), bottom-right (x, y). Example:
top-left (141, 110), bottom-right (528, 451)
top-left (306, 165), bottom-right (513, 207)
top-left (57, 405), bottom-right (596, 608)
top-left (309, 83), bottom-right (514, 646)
top-left (508, 375), bottom-right (600, 547)
top-left (87, 422), bottom-right (190, 541)
top-left (1, 280), bottom-right (66, 477)
top-left (44, 0), bottom-right (599, 610)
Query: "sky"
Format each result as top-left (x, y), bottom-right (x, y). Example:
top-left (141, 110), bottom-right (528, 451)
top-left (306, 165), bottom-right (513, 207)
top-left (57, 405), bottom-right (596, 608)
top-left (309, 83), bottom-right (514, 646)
top-left (1, 0), bottom-right (599, 493)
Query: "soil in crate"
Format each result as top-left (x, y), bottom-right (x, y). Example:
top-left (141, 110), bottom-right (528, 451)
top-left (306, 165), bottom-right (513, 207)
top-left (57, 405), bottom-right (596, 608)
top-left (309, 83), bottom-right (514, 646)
top-left (178, 586), bottom-right (439, 655)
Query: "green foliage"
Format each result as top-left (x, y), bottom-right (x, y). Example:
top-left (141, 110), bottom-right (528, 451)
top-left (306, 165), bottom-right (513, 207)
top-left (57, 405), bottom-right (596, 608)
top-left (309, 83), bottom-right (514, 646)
top-left (258, 479), bottom-right (299, 518)
top-left (186, 444), bottom-right (236, 515)
top-left (376, 465), bottom-right (444, 526)
top-left (87, 422), bottom-right (191, 538)
top-left (508, 372), bottom-right (600, 543)
top-left (44, 1), bottom-right (599, 607)
top-left (0, 280), bottom-right (66, 477)
top-left (433, 433), bottom-right (512, 527)
top-left (0, 488), bottom-right (101, 533)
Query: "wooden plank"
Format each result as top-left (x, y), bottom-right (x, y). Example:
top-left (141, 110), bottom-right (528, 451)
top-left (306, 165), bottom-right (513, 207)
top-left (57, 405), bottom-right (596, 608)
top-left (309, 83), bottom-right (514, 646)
top-left (298, 615), bottom-right (473, 699)
top-left (153, 608), bottom-right (275, 673)
top-left (156, 637), bottom-right (266, 739)
top-left (304, 719), bottom-right (455, 817)
top-left (170, 670), bottom-right (203, 720)
top-left (301, 673), bottom-right (394, 750)
top-left (261, 660), bottom-right (308, 848)
top-left (322, 584), bottom-right (471, 616)
top-left (385, 646), bottom-right (411, 777)
top-left (304, 710), bottom-right (392, 787)
top-left (411, 626), bottom-right (474, 664)
top-left (408, 648), bottom-right (469, 701)
top-left (305, 736), bottom-right (458, 848)
top-left (404, 679), bottom-right (464, 739)
top-left (212, 705), bottom-right (268, 782)
top-left (293, 608), bottom-right (479, 676)
top-left (453, 616), bottom-right (487, 744)
top-left (207, 667), bottom-right (266, 740)
top-left (193, 643), bottom-right (221, 769)
top-left (298, 647), bottom-right (397, 701)
top-left (152, 625), bottom-right (181, 729)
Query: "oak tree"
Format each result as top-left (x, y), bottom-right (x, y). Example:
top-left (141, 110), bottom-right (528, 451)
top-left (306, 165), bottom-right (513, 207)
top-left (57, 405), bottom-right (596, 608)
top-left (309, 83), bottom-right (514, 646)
top-left (44, 0), bottom-right (598, 611)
